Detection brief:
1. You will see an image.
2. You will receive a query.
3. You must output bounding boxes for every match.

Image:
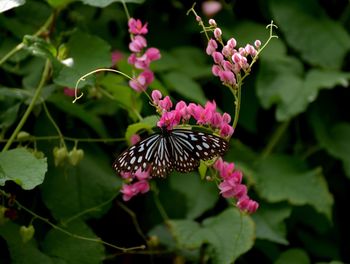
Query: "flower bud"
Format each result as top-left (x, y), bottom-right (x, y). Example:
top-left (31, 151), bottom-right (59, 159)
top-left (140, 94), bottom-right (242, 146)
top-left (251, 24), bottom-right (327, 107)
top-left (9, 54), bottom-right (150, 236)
top-left (17, 131), bottom-right (30, 140)
top-left (19, 225), bottom-right (35, 243)
top-left (68, 148), bottom-right (84, 166)
top-left (53, 146), bottom-right (68, 166)
top-left (214, 28), bottom-right (222, 40)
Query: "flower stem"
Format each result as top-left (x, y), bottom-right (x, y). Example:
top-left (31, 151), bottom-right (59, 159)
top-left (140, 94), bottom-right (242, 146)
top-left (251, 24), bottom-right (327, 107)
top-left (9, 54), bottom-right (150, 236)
top-left (260, 120), bottom-right (290, 159)
top-left (2, 59), bottom-right (51, 152)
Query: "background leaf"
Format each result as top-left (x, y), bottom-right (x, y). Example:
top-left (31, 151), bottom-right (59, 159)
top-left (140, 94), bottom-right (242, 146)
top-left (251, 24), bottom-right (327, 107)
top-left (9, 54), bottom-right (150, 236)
top-left (0, 148), bottom-right (47, 190)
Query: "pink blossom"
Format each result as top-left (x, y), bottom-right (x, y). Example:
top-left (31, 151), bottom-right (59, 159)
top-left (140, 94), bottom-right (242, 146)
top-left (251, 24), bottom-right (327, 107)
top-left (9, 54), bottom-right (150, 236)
top-left (218, 70), bottom-right (236, 85)
top-left (120, 184), bottom-right (138, 201)
top-left (151, 90), bottom-right (162, 104)
top-left (222, 60), bottom-right (233, 71)
top-left (212, 65), bottom-right (221, 76)
top-left (245, 44), bottom-right (257, 57)
top-left (206, 39), bottom-right (218, 55)
top-left (129, 35), bottom-right (147, 53)
top-left (157, 111), bottom-right (179, 130)
top-left (237, 196), bottom-right (259, 213)
top-left (175, 101), bottom-right (191, 120)
top-left (130, 134), bottom-right (141, 145)
top-left (212, 51), bottom-right (224, 64)
top-left (227, 38), bottom-right (237, 49)
top-left (145, 47), bottom-right (161, 61)
top-left (111, 50), bottom-right (123, 65)
top-left (63, 87), bottom-right (75, 97)
top-left (134, 168), bottom-right (150, 181)
top-left (133, 180), bottom-right (150, 194)
top-left (158, 96), bottom-right (173, 112)
top-left (214, 28), bottom-right (222, 40)
top-left (120, 171), bottom-right (133, 180)
top-left (129, 71), bottom-right (154, 92)
top-left (220, 123), bottom-right (234, 137)
top-left (202, 1), bottom-right (222, 17)
top-left (222, 113), bottom-right (231, 123)
top-left (211, 112), bottom-right (223, 128)
top-left (128, 18), bottom-right (148, 35)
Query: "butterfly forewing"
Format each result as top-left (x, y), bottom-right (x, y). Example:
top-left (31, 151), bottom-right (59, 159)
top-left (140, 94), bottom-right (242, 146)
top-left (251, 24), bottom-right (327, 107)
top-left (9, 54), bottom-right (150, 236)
top-left (113, 128), bottom-right (228, 178)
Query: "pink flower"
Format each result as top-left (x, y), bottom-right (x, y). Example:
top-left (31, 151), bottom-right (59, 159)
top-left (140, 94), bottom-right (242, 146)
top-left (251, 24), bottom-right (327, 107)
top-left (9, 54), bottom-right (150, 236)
top-left (212, 51), bottom-right (224, 64)
top-left (212, 65), bottom-right (221, 76)
top-left (214, 28), bottom-right (222, 40)
top-left (237, 196), bottom-right (259, 213)
top-left (134, 168), bottom-right (150, 181)
top-left (208, 19), bottom-right (217, 27)
top-left (222, 113), bottom-right (231, 123)
top-left (128, 18), bottom-right (148, 35)
top-left (157, 111), bottom-right (179, 130)
top-left (129, 35), bottom-right (147, 53)
top-left (133, 180), bottom-right (150, 193)
top-left (254, 40), bottom-right (261, 48)
top-left (175, 101), bottom-right (191, 121)
top-left (120, 171), bottom-right (133, 180)
top-left (130, 134), bottom-right (141, 145)
top-left (218, 70), bottom-right (236, 85)
top-left (206, 39), bottom-right (218, 55)
top-left (120, 180), bottom-right (150, 201)
top-left (63, 87), bottom-right (75, 97)
top-left (111, 50), bottom-right (123, 65)
top-left (158, 96), bottom-right (173, 112)
top-left (220, 123), bottom-right (234, 137)
top-left (152, 90), bottom-right (162, 104)
top-left (129, 71), bottom-right (154, 92)
top-left (145, 47), bottom-right (161, 61)
top-left (202, 1), bottom-right (222, 17)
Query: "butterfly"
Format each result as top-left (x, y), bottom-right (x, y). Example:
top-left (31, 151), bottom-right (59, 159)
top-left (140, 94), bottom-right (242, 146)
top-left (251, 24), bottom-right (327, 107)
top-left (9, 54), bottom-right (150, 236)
top-left (113, 127), bottom-right (229, 178)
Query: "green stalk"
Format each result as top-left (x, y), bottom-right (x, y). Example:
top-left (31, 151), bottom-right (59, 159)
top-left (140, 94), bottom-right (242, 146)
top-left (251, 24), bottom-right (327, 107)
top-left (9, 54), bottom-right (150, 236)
top-left (2, 60), bottom-right (51, 152)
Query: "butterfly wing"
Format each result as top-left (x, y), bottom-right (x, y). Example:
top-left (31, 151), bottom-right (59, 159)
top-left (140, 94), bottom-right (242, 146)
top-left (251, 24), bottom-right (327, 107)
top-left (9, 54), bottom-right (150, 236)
top-left (169, 129), bottom-right (228, 172)
top-left (113, 133), bottom-right (173, 177)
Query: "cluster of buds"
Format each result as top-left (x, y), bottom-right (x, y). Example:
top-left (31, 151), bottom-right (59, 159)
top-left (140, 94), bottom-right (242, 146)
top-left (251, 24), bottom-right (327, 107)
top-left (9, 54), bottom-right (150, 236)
top-left (152, 90), bottom-right (234, 137)
top-left (214, 158), bottom-right (259, 213)
top-left (206, 19), bottom-right (261, 87)
top-left (127, 18), bottom-right (161, 92)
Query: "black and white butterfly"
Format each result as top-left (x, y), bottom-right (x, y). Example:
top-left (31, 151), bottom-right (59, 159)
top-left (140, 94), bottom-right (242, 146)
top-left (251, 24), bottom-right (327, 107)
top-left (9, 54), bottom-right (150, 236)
top-left (113, 128), bottom-right (228, 178)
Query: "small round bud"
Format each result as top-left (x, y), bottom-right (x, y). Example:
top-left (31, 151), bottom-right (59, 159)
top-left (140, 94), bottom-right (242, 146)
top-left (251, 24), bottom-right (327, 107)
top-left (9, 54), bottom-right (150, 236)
top-left (214, 28), bottom-right (222, 40)
top-left (17, 131), bottom-right (30, 140)
top-left (147, 235), bottom-right (160, 248)
top-left (208, 19), bottom-right (217, 27)
top-left (254, 40), bottom-right (261, 48)
top-left (196, 15), bottom-right (202, 22)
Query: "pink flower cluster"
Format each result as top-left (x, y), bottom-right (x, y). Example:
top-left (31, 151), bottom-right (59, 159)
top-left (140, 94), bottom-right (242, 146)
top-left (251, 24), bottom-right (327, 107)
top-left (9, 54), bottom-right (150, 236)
top-left (127, 18), bottom-right (161, 92)
top-left (206, 20), bottom-right (261, 87)
top-left (214, 158), bottom-right (259, 213)
top-left (152, 90), bottom-right (233, 137)
top-left (120, 168), bottom-right (151, 201)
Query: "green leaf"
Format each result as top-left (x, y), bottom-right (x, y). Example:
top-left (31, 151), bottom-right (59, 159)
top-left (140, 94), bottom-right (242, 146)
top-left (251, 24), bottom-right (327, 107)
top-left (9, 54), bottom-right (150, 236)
top-left (125, 115), bottom-right (159, 143)
top-left (0, 148), bottom-right (47, 190)
top-left (42, 220), bottom-right (104, 264)
top-left (46, 0), bottom-right (75, 8)
top-left (0, 222), bottom-right (54, 263)
top-left (312, 119), bottom-right (350, 178)
top-left (79, 0), bottom-right (144, 8)
top-left (169, 172), bottom-right (218, 219)
top-left (257, 56), bottom-right (350, 121)
top-left (47, 93), bottom-right (108, 138)
top-left (274, 248), bottom-right (310, 264)
top-left (41, 149), bottom-right (121, 220)
top-left (0, 0), bottom-right (25, 13)
top-left (254, 155), bottom-right (333, 219)
top-left (170, 47), bottom-right (212, 79)
top-left (0, 102), bottom-right (20, 129)
top-left (162, 72), bottom-right (207, 105)
top-left (53, 31), bottom-right (112, 88)
top-left (269, 0), bottom-right (350, 69)
top-left (252, 203), bottom-right (292, 245)
top-left (169, 208), bottom-right (255, 264)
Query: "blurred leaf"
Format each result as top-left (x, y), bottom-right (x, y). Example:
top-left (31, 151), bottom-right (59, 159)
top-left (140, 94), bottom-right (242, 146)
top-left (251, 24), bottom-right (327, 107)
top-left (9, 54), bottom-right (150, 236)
top-left (0, 102), bottom-right (20, 129)
top-left (42, 220), bottom-right (104, 263)
top-left (46, 0), bottom-right (75, 8)
top-left (125, 115), bottom-right (159, 143)
top-left (257, 56), bottom-right (350, 121)
top-left (162, 72), bottom-right (207, 105)
top-left (0, 222), bottom-right (54, 263)
top-left (0, 148), bottom-right (47, 190)
top-left (169, 172), bottom-right (218, 219)
top-left (254, 155), bottom-right (333, 219)
top-left (80, 0), bottom-right (144, 8)
top-left (0, 0), bottom-right (25, 13)
top-left (269, 0), bottom-right (350, 69)
top-left (170, 47), bottom-right (211, 79)
top-left (41, 150), bottom-right (121, 220)
top-left (48, 93), bottom-right (108, 137)
top-left (312, 118), bottom-right (350, 178)
top-left (53, 31), bottom-right (111, 88)
top-left (23, 35), bottom-right (57, 58)
top-left (99, 73), bottom-right (142, 116)
top-left (252, 203), bottom-right (292, 245)
top-left (274, 248), bottom-right (310, 264)
top-left (169, 208), bottom-right (255, 264)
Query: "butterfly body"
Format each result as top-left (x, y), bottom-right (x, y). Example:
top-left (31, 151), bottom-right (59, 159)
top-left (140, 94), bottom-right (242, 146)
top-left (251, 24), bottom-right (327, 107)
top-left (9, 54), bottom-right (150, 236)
top-left (113, 128), bottom-right (228, 177)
